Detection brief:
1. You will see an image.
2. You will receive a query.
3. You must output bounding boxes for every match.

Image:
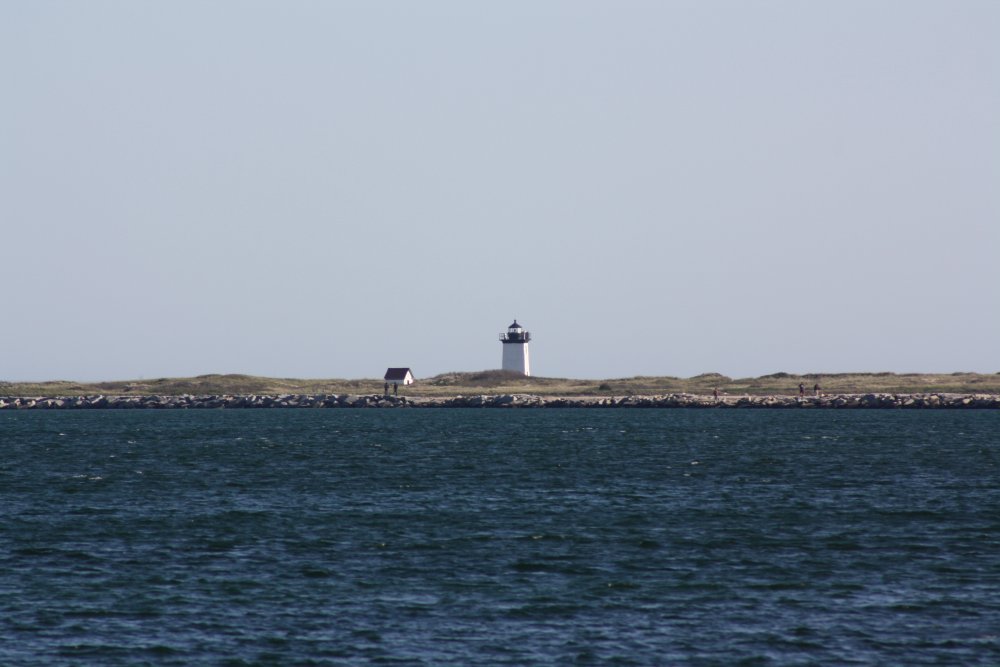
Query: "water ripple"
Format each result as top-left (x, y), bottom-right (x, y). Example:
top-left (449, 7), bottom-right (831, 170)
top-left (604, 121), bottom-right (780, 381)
top-left (1, 409), bottom-right (999, 665)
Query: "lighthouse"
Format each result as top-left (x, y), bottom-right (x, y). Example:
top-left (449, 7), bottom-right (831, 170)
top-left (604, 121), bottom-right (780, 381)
top-left (499, 320), bottom-right (531, 376)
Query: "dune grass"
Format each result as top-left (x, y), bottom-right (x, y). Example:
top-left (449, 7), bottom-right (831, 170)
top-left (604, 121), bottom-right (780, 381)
top-left (3, 370), bottom-right (999, 397)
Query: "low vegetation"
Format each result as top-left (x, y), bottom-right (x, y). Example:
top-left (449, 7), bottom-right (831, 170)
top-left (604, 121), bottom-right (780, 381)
top-left (2, 371), bottom-right (999, 397)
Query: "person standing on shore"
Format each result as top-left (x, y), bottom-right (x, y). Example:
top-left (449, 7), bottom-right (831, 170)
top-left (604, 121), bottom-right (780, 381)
top-left (713, 388), bottom-right (719, 401)
top-left (393, 382), bottom-right (398, 396)
top-left (798, 383), bottom-right (805, 397)
top-left (384, 382), bottom-right (389, 397)
top-left (814, 383), bottom-right (821, 396)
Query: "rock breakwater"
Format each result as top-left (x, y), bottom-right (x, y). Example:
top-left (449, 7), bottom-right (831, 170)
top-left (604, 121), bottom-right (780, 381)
top-left (1, 393), bottom-right (999, 409)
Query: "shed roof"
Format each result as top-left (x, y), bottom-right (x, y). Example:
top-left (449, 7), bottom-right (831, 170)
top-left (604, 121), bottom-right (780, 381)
top-left (384, 368), bottom-right (414, 381)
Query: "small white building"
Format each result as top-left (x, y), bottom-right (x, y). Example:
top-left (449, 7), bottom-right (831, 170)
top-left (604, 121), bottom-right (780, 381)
top-left (499, 320), bottom-right (531, 376)
top-left (384, 368), bottom-right (415, 385)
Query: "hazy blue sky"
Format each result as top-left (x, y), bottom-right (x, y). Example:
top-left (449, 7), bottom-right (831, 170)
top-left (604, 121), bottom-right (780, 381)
top-left (3, 1), bottom-right (998, 381)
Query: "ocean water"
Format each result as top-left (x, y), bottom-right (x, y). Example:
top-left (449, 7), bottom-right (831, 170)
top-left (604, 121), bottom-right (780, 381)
top-left (1, 409), bottom-right (998, 666)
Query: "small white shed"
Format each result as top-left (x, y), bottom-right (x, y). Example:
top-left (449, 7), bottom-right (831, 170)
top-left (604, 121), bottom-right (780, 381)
top-left (384, 368), bottom-right (415, 385)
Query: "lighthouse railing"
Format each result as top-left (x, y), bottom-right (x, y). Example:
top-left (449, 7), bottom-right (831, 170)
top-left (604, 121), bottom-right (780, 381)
top-left (499, 332), bottom-right (531, 343)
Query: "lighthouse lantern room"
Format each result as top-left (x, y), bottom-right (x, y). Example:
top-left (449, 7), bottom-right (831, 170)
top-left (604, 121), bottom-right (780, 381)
top-left (499, 320), bottom-right (531, 376)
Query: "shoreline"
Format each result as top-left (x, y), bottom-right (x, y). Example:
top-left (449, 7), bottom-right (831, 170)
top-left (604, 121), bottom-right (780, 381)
top-left (2, 393), bottom-right (1000, 410)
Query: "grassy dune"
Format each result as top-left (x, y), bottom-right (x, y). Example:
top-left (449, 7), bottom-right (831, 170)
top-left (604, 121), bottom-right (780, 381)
top-left (3, 370), bottom-right (999, 397)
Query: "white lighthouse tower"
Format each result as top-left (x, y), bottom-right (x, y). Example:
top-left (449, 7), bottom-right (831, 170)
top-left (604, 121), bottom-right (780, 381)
top-left (499, 320), bottom-right (531, 376)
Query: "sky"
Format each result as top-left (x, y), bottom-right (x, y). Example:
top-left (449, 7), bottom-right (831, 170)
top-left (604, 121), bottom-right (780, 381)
top-left (2, 1), bottom-right (998, 381)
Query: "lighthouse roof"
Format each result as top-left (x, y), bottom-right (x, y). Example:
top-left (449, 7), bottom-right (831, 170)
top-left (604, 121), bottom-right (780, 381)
top-left (509, 320), bottom-right (521, 329)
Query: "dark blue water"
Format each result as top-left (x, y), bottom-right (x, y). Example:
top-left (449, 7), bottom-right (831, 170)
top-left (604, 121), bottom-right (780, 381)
top-left (2, 410), bottom-right (999, 665)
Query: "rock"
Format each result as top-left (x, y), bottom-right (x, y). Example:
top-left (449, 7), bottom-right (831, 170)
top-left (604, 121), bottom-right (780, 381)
top-left (1, 391), bottom-right (998, 410)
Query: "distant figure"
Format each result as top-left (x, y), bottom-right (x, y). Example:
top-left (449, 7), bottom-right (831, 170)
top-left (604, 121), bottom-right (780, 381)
top-left (713, 388), bottom-right (719, 400)
top-left (798, 383), bottom-right (805, 397)
top-left (384, 382), bottom-right (389, 397)
top-left (393, 382), bottom-right (398, 396)
top-left (814, 383), bottom-right (821, 396)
